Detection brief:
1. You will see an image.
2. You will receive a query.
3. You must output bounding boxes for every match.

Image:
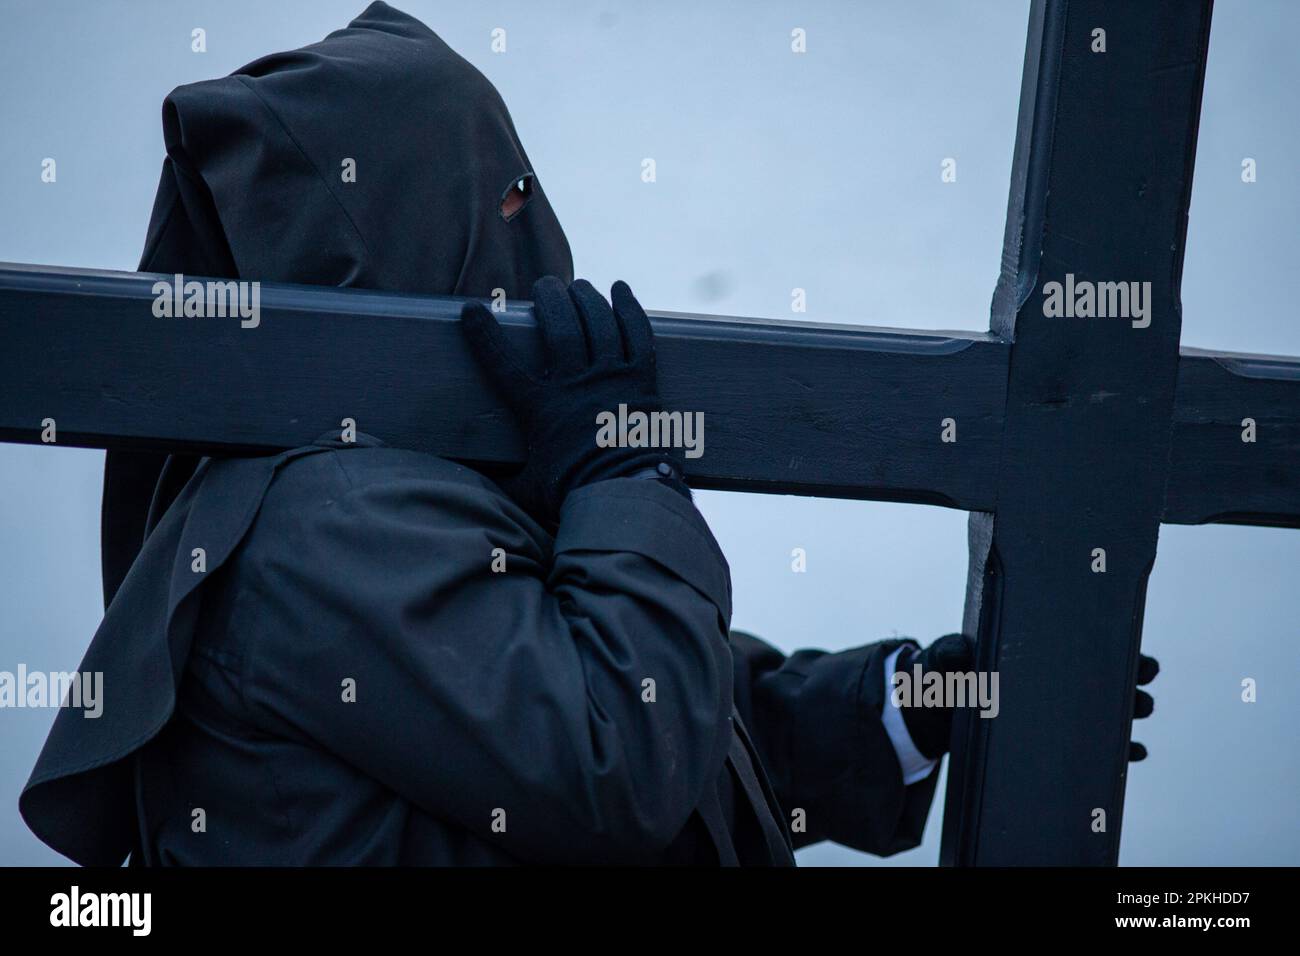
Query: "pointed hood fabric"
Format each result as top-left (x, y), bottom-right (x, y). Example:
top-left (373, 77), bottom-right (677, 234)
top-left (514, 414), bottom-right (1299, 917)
top-left (152, 0), bottom-right (572, 296)
top-left (100, 1), bottom-right (574, 606)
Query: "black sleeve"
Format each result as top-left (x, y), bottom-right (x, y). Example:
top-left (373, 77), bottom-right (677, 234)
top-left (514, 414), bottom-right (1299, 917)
top-left (729, 629), bottom-right (941, 856)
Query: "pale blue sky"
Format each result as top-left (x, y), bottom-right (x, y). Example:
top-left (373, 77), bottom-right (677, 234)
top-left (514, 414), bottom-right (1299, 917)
top-left (1, 0), bottom-right (1296, 865)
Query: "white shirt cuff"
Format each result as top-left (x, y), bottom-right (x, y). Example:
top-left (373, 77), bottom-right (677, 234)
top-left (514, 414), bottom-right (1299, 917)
top-left (881, 645), bottom-right (940, 786)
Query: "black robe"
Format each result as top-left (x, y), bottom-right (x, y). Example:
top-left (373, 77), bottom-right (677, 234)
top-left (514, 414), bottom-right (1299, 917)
top-left (20, 2), bottom-right (939, 865)
top-left (24, 432), bottom-right (937, 865)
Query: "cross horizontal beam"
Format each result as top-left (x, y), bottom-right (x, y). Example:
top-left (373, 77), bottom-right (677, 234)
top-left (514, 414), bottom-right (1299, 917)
top-left (0, 261), bottom-right (1008, 509)
top-left (4, 260), bottom-right (1297, 527)
top-left (1167, 348), bottom-right (1300, 528)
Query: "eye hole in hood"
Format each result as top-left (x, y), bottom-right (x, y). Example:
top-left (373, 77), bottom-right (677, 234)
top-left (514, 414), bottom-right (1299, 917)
top-left (500, 172), bottom-right (535, 222)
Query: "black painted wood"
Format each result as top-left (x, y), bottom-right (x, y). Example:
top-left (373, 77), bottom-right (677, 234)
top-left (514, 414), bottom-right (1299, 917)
top-left (6, 262), bottom-right (1296, 524)
top-left (1166, 348), bottom-right (1300, 527)
top-left (940, 0), bottom-right (1215, 865)
top-left (0, 261), bottom-right (1009, 510)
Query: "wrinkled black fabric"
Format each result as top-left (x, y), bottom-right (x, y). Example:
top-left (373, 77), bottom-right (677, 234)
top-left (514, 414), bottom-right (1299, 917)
top-left (102, 0), bottom-right (573, 607)
top-left (25, 434), bottom-right (799, 865)
top-left (25, 433), bottom-right (934, 865)
top-left (731, 631), bottom-right (941, 854)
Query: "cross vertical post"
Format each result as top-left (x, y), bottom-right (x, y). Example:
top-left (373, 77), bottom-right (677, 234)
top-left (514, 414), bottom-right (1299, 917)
top-left (940, 0), bottom-right (1215, 865)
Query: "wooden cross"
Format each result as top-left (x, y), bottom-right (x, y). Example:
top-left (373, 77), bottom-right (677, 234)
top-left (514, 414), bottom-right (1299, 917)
top-left (0, 0), bottom-right (1291, 864)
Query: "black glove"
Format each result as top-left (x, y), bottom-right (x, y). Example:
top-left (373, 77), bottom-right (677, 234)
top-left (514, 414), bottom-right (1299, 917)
top-left (894, 634), bottom-right (1159, 763)
top-left (1129, 653), bottom-right (1159, 762)
top-left (894, 633), bottom-right (975, 760)
top-left (461, 277), bottom-right (687, 525)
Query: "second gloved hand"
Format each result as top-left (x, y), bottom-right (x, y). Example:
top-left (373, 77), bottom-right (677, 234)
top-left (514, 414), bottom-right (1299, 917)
top-left (895, 635), bottom-right (1160, 762)
top-left (461, 276), bottom-right (686, 525)
top-left (895, 634), bottom-right (975, 760)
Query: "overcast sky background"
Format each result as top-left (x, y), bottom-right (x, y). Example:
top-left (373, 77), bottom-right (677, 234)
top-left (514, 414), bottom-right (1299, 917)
top-left (1, 0), bottom-right (1296, 866)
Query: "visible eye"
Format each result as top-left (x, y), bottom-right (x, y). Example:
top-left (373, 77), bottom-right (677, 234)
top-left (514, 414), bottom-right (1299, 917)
top-left (500, 173), bottom-right (534, 221)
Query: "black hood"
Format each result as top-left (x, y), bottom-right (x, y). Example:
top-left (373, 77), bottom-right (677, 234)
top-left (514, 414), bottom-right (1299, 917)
top-left (102, 2), bottom-right (573, 606)
top-left (151, 0), bottom-right (572, 296)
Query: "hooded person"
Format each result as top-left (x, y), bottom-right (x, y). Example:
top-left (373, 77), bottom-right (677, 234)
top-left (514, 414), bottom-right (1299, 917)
top-left (23, 2), bottom-right (1155, 866)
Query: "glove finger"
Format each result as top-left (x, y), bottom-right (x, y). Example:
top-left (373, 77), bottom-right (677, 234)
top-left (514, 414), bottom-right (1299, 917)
top-left (531, 275), bottom-right (588, 375)
top-left (1136, 654), bottom-right (1160, 685)
top-left (1128, 741), bottom-right (1148, 762)
top-left (920, 633), bottom-right (976, 674)
top-left (568, 279), bottom-right (624, 364)
top-left (460, 300), bottom-right (533, 391)
top-left (1134, 689), bottom-right (1154, 719)
top-left (893, 642), bottom-right (919, 674)
top-left (611, 280), bottom-right (656, 367)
